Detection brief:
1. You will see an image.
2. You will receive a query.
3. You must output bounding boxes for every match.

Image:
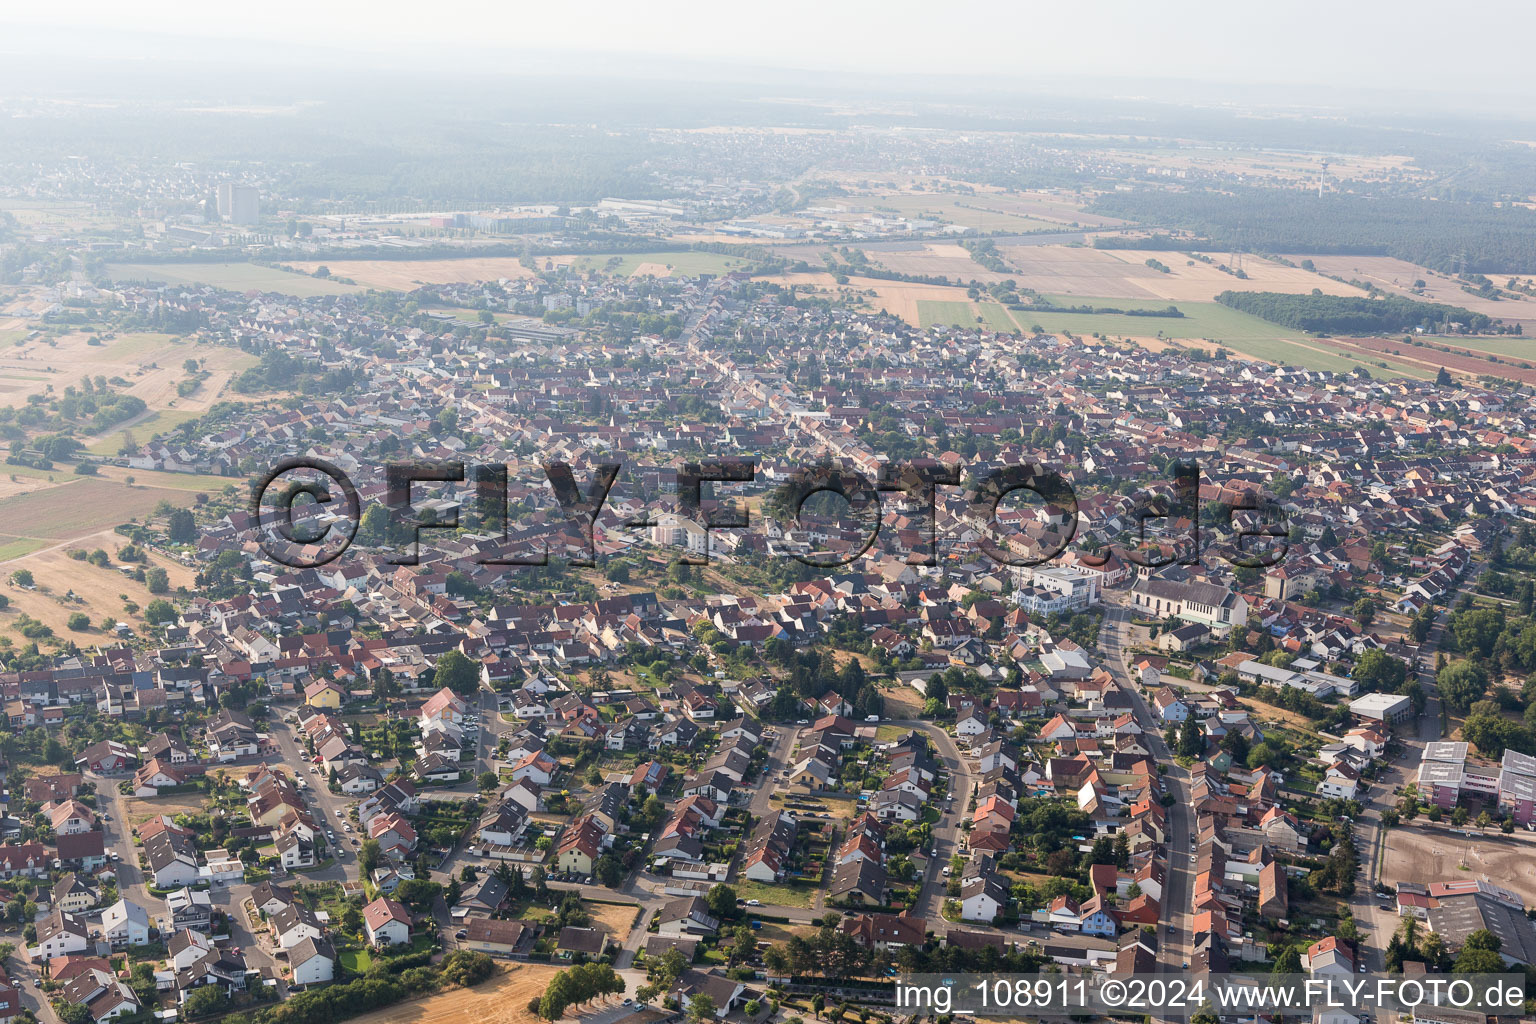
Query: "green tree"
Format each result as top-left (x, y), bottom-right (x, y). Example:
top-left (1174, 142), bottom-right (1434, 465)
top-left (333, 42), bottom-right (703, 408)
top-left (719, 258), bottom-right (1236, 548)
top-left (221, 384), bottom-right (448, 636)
top-left (1438, 660), bottom-right (1489, 713)
top-left (143, 598), bottom-right (177, 624)
top-left (688, 995), bottom-right (717, 1024)
top-left (1177, 714), bottom-right (1204, 758)
top-left (432, 649), bottom-right (479, 695)
top-left (1353, 649), bottom-right (1407, 692)
top-left (167, 508), bottom-right (197, 543)
top-left (705, 883), bottom-right (738, 921)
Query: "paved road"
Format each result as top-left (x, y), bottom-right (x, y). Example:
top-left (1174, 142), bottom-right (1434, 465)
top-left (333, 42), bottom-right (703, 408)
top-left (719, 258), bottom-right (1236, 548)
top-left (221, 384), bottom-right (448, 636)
top-left (92, 769), bottom-right (290, 989)
top-left (892, 720), bottom-right (972, 923)
top-left (1349, 601), bottom-right (1447, 970)
top-left (1098, 600), bottom-right (1193, 971)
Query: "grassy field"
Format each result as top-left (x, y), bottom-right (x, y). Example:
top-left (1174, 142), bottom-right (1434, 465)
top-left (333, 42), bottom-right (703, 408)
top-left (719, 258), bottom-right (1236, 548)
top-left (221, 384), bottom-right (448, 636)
top-left (569, 251), bottom-right (753, 277)
top-left (918, 300), bottom-right (982, 328)
top-left (106, 262), bottom-right (362, 297)
top-left (103, 331), bottom-right (184, 359)
top-left (732, 879), bottom-right (817, 909)
top-left (1413, 335), bottom-right (1536, 358)
top-left (976, 302), bottom-right (1018, 332)
top-left (0, 479), bottom-right (171, 539)
top-left (285, 257), bottom-right (536, 291)
top-left (340, 950), bottom-right (373, 973)
top-left (0, 539), bottom-right (45, 562)
top-left (86, 410), bottom-right (206, 455)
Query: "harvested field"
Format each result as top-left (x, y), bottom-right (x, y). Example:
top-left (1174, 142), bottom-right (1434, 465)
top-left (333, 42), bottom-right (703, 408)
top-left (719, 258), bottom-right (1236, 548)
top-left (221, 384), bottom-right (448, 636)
top-left (1303, 254), bottom-right (1536, 335)
top-left (331, 963), bottom-right (562, 1024)
top-left (991, 245), bottom-right (1363, 302)
top-left (1109, 250), bottom-right (1365, 301)
top-left (1382, 825), bottom-right (1536, 907)
top-left (758, 271), bottom-right (977, 326)
top-left (868, 243), bottom-right (1009, 283)
top-left (285, 258), bottom-right (536, 290)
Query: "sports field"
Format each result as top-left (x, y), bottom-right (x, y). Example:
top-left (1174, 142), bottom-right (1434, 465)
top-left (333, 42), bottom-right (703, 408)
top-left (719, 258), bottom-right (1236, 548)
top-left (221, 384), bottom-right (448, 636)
top-left (107, 262), bottom-right (362, 297)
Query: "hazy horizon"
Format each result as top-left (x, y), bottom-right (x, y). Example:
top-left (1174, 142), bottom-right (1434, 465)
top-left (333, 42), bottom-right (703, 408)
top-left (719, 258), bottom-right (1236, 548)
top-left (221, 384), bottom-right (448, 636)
top-left (4, 1), bottom-right (1536, 118)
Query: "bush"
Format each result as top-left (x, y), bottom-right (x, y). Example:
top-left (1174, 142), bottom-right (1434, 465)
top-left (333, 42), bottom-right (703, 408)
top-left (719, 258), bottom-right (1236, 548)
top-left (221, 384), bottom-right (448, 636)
top-left (440, 950), bottom-right (495, 987)
top-left (66, 613), bottom-right (90, 631)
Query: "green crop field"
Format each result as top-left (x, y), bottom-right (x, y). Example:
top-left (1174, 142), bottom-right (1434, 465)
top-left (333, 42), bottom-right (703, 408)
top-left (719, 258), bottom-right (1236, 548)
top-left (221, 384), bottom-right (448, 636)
top-left (0, 479), bottom-right (170, 539)
top-left (0, 538), bottom-right (46, 563)
top-left (976, 303), bottom-right (1018, 331)
top-left (107, 262), bottom-right (362, 297)
top-left (918, 300), bottom-right (980, 328)
top-left (1006, 297), bottom-right (1431, 378)
top-left (1413, 335), bottom-right (1536, 359)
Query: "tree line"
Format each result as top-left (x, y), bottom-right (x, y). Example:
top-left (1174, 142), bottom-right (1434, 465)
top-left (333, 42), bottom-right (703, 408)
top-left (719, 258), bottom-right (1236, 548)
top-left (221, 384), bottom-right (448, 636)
top-left (1215, 290), bottom-right (1498, 335)
top-left (1089, 188), bottom-right (1536, 274)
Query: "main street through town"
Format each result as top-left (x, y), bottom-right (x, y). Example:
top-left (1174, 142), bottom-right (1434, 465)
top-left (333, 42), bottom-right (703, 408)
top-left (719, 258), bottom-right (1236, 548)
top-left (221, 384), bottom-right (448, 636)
top-left (1097, 600), bottom-right (1194, 972)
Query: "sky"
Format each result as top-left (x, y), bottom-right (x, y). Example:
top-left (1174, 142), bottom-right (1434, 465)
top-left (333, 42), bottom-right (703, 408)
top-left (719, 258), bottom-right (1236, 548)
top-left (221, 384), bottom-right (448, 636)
top-left (4, 0), bottom-right (1535, 107)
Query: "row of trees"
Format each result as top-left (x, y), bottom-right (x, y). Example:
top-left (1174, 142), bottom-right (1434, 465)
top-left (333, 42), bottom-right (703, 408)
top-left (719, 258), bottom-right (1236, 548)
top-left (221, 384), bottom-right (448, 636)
top-left (535, 962), bottom-right (625, 1020)
top-left (1215, 290), bottom-right (1497, 335)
